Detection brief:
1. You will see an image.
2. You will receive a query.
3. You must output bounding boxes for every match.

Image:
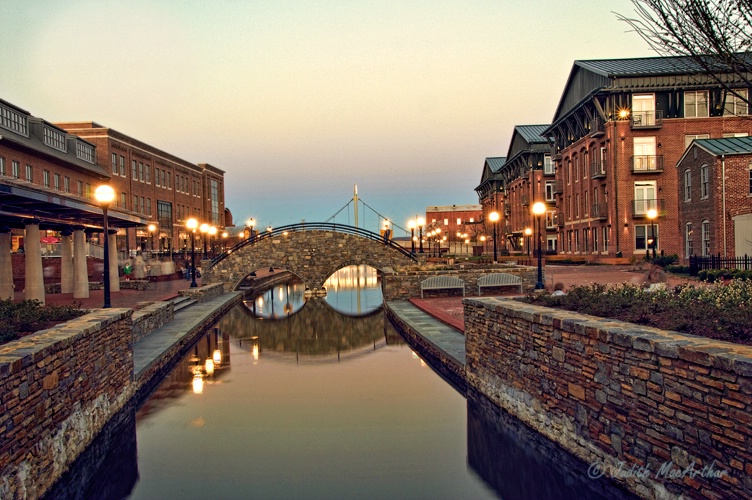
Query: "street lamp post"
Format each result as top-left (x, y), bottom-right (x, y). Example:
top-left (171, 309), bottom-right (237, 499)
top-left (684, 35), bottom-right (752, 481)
top-left (647, 208), bottom-right (658, 260)
top-left (488, 211), bottom-right (500, 263)
top-left (186, 217), bottom-right (198, 288)
top-left (532, 202), bottom-right (547, 290)
top-left (208, 226), bottom-right (218, 258)
top-left (94, 185), bottom-right (116, 308)
top-left (200, 223), bottom-right (209, 259)
top-left (148, 223), bottom-right (157, 254)
top-left (417, 217), bottom-right (425, 253)
top-left (408, 219), bottom-right (416, 254)
top-left (221, 231), bottom-right (228, 252)
top-left (524, 227), bottom-right (532, 256)
top-left (248, 218), bottom-right (256, 242)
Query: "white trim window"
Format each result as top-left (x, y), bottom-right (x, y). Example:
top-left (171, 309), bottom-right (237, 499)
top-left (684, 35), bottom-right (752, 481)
top-left (700, 164), bottom-right (709, 199)
top-left (684, 169), bottom-right (692, 201)
top-left (685, 134), bottom-right (709, 150)
top-left (545, 181), bottom-right (555, 201)
top-left (25, 164), bottom-right (32, 182)
top-left (43, 170), bottom-right (50, 188)
top-left (635, 224), bottom-right (659, 252)
top-left (632, 93), bottom-right (657, 126)
top-left (686, 222), bottom-right (694, 258)
top-left (724, 89), bottom-right (749, 116)
top-left (543, 154), bottom-right (554, 175)
top-left (702, 220), bottom-right (710, 256)
top-left (685, 90), bottom-right (709, 118)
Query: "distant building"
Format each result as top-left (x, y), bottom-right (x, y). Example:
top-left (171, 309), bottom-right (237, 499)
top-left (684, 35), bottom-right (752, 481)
top-left (425, 204), bottom-right (482, 254)
top-left (543, 55), bottom-right (751, 262)
top-left (677, 136), bottom-right (752, 259)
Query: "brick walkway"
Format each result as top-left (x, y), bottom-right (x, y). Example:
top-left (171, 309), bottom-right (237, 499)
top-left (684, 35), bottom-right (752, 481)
top-left (411, 264), bottom-right (696, 333)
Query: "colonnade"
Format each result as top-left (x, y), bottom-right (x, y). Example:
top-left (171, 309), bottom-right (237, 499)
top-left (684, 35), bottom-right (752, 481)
top-left (0, 220), bottom-right (119, 305)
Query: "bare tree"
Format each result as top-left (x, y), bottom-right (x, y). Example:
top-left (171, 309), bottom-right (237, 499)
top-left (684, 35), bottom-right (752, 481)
top-left (616, 0), bottom-right (752, 108)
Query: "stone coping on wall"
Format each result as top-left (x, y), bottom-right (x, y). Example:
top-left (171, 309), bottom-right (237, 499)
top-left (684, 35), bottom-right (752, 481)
top-left (177, 282), bottom-right (224, 303)
top-left (467, 297), bottom-right (752, 377)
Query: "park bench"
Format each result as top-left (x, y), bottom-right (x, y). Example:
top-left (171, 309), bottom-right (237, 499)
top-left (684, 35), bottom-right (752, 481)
top-left (477, 272), bottom-right (523, 295)
top-left (420, 276), bottom-right (465, 298)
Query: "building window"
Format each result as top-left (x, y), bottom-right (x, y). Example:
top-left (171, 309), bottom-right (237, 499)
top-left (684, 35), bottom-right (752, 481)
top-left (686, 222), bottom-right (694, 258)
top-left (75, 141), bottom-right (95, 163)
top-left (543, 155), bottom-right (553, 175)
top-left (685, 90), bottom-right (709, 118)
top-left (120, 156), bottom-right (126, 176)
top-left (0, 102), bottom-right (29, 136)
top-left (633, 136), bottom-right (657, 171)
top-left (121, 192), bottom-right (127, 209)
top-left (12, 161), bottom-right (19, 179)
top-left (635, 224), bottom-right (659, 252)
top-left (43, 170), bottom-right (50, 188)
top-left (443, 218), bottom-right (448, 226)
top-left (146, 165), bottom-right (151, 184)
top-left (700, 164), bottom-right (709, 199)
top-left (54, 173), bottom-right (60, 191)
top-left (25, 165), bottom-right (32, 182)
top-left (43, 126), bottom-right (67, 152)
top-left (147, 198), bottom-right (152, 216)
top-left (111, 153), bottom-right (118, 175)
top-left (702, 220), bottom-right (710, 256)
top-left (634, 181), bottom-right (657, 215)
top-left (684, 134), bottom-right (709, 150)
top-left (85, 183), bottom-right (91, 199)
top-left (724, 89), bottom-right (749, 116)
top-left (157, 200), bottom-right (173, 230)
top-left (0, 157), bottom-right (4, 176)
top-left (593, 228), bottom-right (599, 253)
top-left (545, 181), bottom-right (555, 201)
top-left (138, 163), bottom-right (144, 182)
top-left (155, 168), bottom-right (161, 187)
top-left (684, 169), bottom-right (692, 201)
top-left (167, 172), bottom-right (171, 189)
top-left (64, 176), bottom-right (70, 193)
top-left (632, 93), bottom-right (657, 126)
top-left (132, 160), bottom-right (137, 179)
top-left (77, 180), bottom-right (83, 197)
top-left (603, 226), bottom-right (609, 253)
top-left (545, 210), bottom-right (556, 229)
top-left (134, 195), bottom-right (139, 213)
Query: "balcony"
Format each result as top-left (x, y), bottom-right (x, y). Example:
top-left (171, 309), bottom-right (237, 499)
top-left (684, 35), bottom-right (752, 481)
top-left (591, 202), bottom-right (608, 220)
top-left (631, 155), bottom-right (664, 173)
top-left (552, 180), bottom-right (564, 194)
top-left (591, 160), bottom-right (607, 179)
top-left (631, 110), bottom-right (663, 129)
top-left (632, 198), bottom-right (666, 218)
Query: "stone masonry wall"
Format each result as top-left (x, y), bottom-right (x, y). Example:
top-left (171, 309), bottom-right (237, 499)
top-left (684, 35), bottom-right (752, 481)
top-left (0, 309), bottom-right (134, 499)
top-left (132, 301), bottom-right (175, 343)
top-left (382, 266), bottom-right (536, 301)
top-left (177, 282), bottom-right (224, 303)
top-left (464, 297), bottom-right (752, 499)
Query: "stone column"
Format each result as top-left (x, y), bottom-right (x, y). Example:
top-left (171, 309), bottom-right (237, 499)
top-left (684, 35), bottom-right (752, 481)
top-left (0, 227), bottom-right (13, 300)
top-left (24, 219), bottom-right (45, 303)
top-left (60, 229), bottom-right (73, 294)
top-left (73, 227), bottom-right (89, 299)
top-left (108, 229), bottom-right (120, 293)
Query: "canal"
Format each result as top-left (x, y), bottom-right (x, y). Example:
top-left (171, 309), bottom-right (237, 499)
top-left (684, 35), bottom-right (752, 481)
top-left (45, 266), bottom-right (635, 499)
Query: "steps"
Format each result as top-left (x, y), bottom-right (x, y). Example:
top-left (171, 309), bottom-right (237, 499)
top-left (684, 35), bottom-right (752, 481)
top-left (172, 296), bottom-right (197, 313)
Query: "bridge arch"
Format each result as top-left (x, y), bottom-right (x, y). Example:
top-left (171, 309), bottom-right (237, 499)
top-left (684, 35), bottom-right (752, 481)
top-left (202, 223), bottom-right (417, 293)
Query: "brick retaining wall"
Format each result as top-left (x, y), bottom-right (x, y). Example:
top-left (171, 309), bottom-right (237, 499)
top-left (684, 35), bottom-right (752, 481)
top-left (0, 309), bottom-right (134, 499)
top-left (464, 297), bottom-right (752, 499)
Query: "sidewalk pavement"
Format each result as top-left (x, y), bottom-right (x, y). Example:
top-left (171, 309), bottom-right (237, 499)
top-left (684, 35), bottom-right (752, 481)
top-left (21, 278), bottom-right (195, 310)
top-left (407, 264), bottom-right (697, 334)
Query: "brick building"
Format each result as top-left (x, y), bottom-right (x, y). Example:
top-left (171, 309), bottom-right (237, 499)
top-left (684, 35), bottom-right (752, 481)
top-left (677, 136), bottom-right (752, 259)
top-left (543, 55), bottom-right (751, 262)
top-left (55, 122), bottom-right (226, 255)
top-left (424, 204), bottom-right (482, 254)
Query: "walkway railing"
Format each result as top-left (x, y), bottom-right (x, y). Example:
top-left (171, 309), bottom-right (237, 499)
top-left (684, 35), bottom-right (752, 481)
top-left (210, 222), bottom-right (418, 267)
top-left (688, 254), bottom-right (752, 275)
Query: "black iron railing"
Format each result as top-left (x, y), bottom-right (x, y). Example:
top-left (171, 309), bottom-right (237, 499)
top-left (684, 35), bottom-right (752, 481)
top-left (210, 222), bottom-right (418, 267)
top-left (689, 254), bottom-right (752, 275)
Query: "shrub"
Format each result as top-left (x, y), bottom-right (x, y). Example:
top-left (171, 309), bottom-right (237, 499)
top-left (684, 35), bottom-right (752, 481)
top-left (524, 281), bottom-right (752, 345)
top-left (666, 264), bottom-right (690, 275)
top-left (0, 299), bottom-right (86, 345)
top-left (651, 254), bottom-right (678, 268)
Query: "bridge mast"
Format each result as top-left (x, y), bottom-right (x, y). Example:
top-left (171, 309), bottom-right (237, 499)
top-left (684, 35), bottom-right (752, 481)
top-left (353, 184), bottom-right (358, 228)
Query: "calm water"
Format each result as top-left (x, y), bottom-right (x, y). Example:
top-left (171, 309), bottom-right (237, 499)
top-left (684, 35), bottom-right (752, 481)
top-left (45, 268), bottom-right (635, 499)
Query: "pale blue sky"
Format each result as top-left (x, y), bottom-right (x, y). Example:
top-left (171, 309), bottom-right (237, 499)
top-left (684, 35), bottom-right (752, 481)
top-left (1, 0), bottom-right (653, 235)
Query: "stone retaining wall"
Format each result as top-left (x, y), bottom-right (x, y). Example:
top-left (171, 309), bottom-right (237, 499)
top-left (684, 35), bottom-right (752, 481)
top-left (131, 301), bottom-right (175, 343)
top-left (464, 297), bottom-right (752, 499)
top-left (382, 266), bottom-right (536, 301)
top-left (0, 309), bottom-right (134, 499)
top-left (177, 282), bottom-right (224, 303)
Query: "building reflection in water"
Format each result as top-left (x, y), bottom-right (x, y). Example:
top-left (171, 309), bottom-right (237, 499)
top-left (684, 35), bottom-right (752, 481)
top-left (245, 280), bottom-right (307, 319)
top-left (324, 265), bottom-right (382, 316)
top-left (466, 389), bottom-right (638, 500)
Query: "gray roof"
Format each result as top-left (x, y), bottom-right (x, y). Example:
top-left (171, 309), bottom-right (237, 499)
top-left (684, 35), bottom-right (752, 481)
top-left (485, 157), bottom-right (506, 173)
top-left (516, 125), bottom-right (549, 144)
top-left (693, 136), bottom-right (752, 156)
top-left (575, 52), bottom-right (752, 78)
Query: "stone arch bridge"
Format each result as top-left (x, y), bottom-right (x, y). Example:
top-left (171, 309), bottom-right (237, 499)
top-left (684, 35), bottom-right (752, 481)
top-left (201, 223), bottom-right (417, 293)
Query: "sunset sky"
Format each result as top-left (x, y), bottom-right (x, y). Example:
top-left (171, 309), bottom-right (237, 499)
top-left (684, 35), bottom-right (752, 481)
top-left (1, 0), bottom-right (654, 235)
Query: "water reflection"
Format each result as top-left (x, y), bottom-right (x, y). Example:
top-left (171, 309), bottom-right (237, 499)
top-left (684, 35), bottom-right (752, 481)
top-left (324, 265), bottom-right (383, 315)
top-left (221, 299), bottom-right (400, 364)
top-left (244, 280), bottom-right (307, 319)
top-left (467, 389), bottom-right (638, 500)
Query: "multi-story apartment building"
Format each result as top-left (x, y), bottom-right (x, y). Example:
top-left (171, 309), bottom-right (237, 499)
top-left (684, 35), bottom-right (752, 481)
top-left (677, 136), bottom-right (752, 260)
top-left (55, 122), bottom-right (226, 255)
top-left (425, 204), bottom-right (483, 253)
top-left (543, 55), bottom-right (751, 262)
top-left (475, 126), bottom-right (553, 255)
